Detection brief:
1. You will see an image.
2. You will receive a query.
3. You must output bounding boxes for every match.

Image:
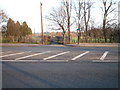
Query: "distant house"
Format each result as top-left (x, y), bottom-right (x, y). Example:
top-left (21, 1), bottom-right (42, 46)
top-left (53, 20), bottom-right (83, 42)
top-left (25, 32), bottom-right (78, 44)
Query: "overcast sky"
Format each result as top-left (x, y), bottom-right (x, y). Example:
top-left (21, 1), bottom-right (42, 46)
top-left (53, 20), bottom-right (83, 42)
top-left (0, 0), bottom-right (119, 33)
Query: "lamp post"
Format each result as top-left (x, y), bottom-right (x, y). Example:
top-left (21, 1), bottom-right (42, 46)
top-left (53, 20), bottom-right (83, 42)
top-left (40, 2), bottom-right (44, 44)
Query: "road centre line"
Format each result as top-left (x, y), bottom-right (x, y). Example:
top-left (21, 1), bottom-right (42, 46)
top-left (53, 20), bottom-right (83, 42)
top-left (15, 51), bottom-right (51, 60)
top-left (71, 51), bottom-right (90, 60)
top-left (100, 51), bottom-right (108, 60)
top-left (0, 51), bottom-right (31, 58)
top-left (43, 51), bottom-right (70, 60)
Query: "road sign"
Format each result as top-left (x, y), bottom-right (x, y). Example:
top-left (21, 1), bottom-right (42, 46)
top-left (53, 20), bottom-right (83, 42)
top-left (77, 28), bottom-right (80, 31)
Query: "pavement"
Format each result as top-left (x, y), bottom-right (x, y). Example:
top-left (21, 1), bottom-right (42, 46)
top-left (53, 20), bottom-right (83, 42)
top-left (0, 43), bottom-right (40, 47)
top-left (66, 43), bottom-right (119, 47)
top-left (0, 43), bottom-right (119, 47)
top-left (0, 45), bottom-right (119, 88)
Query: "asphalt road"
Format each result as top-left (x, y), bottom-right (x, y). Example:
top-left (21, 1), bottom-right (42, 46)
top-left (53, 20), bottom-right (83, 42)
top-left (1, 45), bottom-right (119, 88)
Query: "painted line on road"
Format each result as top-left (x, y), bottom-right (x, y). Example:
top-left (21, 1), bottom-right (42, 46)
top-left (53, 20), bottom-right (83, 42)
top-left (0, 59), bottom-right (68, 63)
top-left (0, 51), bottom-right (12, 54)
top-left (71, 51), bottom-right (90, 60)
top-left (92, 60), bottom-right (118, 63)
top-left (43, 51), bottom-right (70, 60)
top-left (41, 60), bottom-right (68, 62)
top-left (0, 60), bottom-right (17, 62)
top-left (0, 52), bottom-right (26, 58)
top-left (15, 51), bottom-right (51, 60)
top-left (0, 51), bottom-right (32, 58)
top-left (100, 51), bottom-right (108, 60)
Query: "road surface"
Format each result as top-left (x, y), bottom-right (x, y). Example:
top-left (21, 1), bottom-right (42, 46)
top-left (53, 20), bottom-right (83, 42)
top-left (1, 45), bottom-right (119, 88)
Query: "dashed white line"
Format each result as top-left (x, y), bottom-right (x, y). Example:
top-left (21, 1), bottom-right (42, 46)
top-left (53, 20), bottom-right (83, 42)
top-left (43, 51), bottom-right (70, 60)
top-left (71, 51), bottom-right (90, 60)
top-left (0, 60), bottom-right (17, 62)
top-left (0, 60), bottom-right (39, 62)
top-left (100, 51), bottom-right (108, 60)
top-left (0, 51), bottom-right (32, 58)
top-left (15, 51), bottom-right (51, 60)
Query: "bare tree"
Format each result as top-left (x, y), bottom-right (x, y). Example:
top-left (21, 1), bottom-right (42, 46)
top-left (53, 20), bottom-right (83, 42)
top-left (83, 0), bottom-right (92, 42)
top-left (101, 0), bottom-right (117, 42)
top-left (74, 0), bottom-right (84, 44)
top-left (46, 7), bottom-right (67, 44)
top-left (62, 0), bottom-right (72, 44)
top-left (0, 10), bottom-right (8, 24)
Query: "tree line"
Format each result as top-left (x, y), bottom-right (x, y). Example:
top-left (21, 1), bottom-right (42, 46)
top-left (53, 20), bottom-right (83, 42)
top-left (1, 17), bottom-right (32, 43)
top-left (46, 0), bottom-right (120, 43)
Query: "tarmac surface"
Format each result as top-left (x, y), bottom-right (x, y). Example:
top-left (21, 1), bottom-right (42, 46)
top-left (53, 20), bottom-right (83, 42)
top-left (1, 45), bottom-right (119, 88)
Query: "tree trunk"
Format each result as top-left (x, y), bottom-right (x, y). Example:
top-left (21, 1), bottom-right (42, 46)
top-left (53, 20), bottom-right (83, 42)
top-left (63, 33), bottom-right (65, 44)
top-left (103, 19), bottom-right (107, 43)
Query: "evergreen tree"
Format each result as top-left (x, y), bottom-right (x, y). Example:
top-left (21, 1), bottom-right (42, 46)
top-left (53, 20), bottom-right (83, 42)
top-left (6, 18), bottom-right (15, 42)
top-left (15, 21), bottom-right (21, 42)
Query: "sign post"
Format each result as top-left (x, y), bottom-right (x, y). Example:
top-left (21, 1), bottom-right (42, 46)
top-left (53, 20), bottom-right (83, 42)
top-left (76, 28), bottom-right (81, 44)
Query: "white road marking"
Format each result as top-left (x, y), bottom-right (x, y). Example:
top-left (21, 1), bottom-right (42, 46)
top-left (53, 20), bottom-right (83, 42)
top-left (0, 51), bottom-right (11, 57)
top-left (100, 51), bottom-right (108, 60)
top-left (0, 51), bottom-right (31, 58)
top-left (0, 52), bottom-right (26, 58)
top-left (0, 51), bottom-right (12, 54)
top-left (43, 51), bottom-right (70, 60)
top-left (0, 60), bottom-right (39, 62)
top-left (41, 60), bottom-right (68, 62)
top-left (0, 59), bottom-right (68, 62)
top-left (15, 51), bottom-right (51, 60)
top-left (92, 60), bottom-right (118, 63)
top-left (0, 60), bottom-right (17, 62)
top-left (71, 51), bottom-right (90, 60)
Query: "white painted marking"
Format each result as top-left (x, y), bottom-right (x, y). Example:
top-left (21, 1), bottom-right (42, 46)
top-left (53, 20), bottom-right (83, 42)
top-left (0, 51), bottom-right (5, 53)
top-left (92, 60), bottom-right (118, 63)
top-left (42, 60), bottom-right (68, 62)
top-left (15, 51), bottom-right (51, 60)
top-left (0, 59), bottom-right (68, 62)
top-left (26, 51), bottom-right (32, 52)
top-left (0, 52), bottom-right (25, 58)
top-left (0, 60), bottom-right (39, 62)
top-left (0, 51), bottom-right (30, 58)
top-left (43, 51), bottom-right (70, 60)
top-left (100, 51), bottom-right (108, 60)
top-left (71, 51), bottom-right (90, 60)
top-left (1, 51), bottom-right (12, 54)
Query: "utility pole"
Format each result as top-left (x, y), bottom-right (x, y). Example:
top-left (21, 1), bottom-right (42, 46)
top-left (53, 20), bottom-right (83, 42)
top-left (118, 2), bottom-right (120, 43)
top-left (40, 2), bottom-right (44, 44)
